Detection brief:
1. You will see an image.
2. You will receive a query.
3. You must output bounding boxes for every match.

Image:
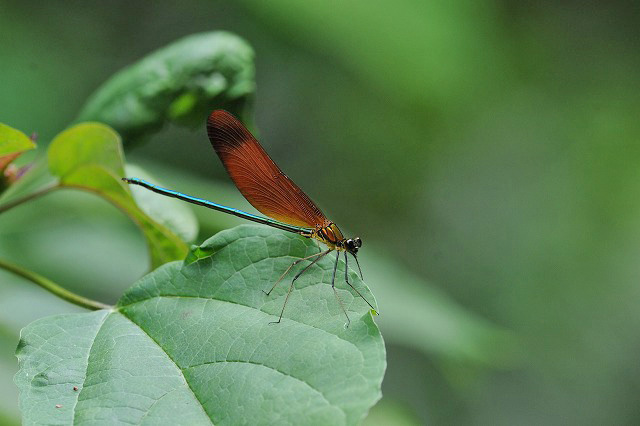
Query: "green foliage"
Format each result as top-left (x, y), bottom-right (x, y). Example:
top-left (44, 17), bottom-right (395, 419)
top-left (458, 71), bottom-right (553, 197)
top-left (47, 123), bottom-right (188, 268)
top-left (0, 123), bottom-right (35, 157)
top-left (15, 225), bottom-right (385, 425)
top-left (0, 14), bottom-right (524, 424)
top-left (0, 124), bottom-right (35, 192)
top-left (2, 2), bottom-right (639, 424)
top-left (75, 32), bottom-right (256, 144)
top-left (48, 123), bottom-right (124, 177)
top-left (0, 267), bottom-right (86, 426)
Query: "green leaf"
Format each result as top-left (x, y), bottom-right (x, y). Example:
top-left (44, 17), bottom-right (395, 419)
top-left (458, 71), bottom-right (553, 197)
top-left (0, 123), bottom-right (35, 157)
top-left (15, 225), bottom-right (385, 425)
top-left (47, 123), bottom-right (188, 268)
top-left (75, 31), bottom-right (256, 144)
top-left (48, 123), bottom-right (124, 178)
top-left (0, 123), bottom-right (36, 191)
top-left (0, 274), bottom-right (85, 426)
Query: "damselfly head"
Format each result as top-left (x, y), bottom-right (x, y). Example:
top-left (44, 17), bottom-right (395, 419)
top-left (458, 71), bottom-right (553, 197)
top-left (345, 237), bottom-right (362, 254)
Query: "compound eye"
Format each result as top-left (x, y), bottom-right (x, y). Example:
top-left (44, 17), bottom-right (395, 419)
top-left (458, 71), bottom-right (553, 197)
top-left (355, 237), bottom-right (362, 248)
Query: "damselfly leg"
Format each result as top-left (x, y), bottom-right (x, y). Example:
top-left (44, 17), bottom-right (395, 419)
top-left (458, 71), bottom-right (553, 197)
top-left (268, 249), bottom-right (331, 324)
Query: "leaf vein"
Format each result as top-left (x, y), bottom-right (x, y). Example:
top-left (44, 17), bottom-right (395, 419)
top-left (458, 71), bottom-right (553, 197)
top-left (118, 313), bottom-right (214, 425)
top-left (185, 360), bottom-right (334, 409)
top-left (71, 310), bottom-right (111, 425)
top-left (119, 295), bottom-right (361, 353)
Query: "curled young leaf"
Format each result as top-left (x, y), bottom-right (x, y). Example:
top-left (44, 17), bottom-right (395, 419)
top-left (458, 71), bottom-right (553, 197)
top-left (75, 32), bottom-right (256, 145)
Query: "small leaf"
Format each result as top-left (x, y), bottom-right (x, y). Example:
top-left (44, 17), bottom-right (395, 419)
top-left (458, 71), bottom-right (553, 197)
top-left (0, 123), bottom-right (35, 157)
top-left (75, 31), bottom-right (256, 144)
top-left (0, 124), bottom-right (36, 190)
top-left (48, 122), bottom-right (124, 178)
top-left (15, 225), bottom-right (386, 425)
top-left (47, 123), bottom-right (188, 268)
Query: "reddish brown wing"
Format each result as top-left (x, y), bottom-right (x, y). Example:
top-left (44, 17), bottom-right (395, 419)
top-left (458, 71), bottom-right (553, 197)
top-left (206, 110), bottom-right (329, 229)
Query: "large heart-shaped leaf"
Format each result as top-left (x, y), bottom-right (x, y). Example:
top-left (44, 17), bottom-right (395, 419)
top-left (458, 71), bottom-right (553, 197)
top-left (47, 123), bottom-right (188, 268)
top-left (15, 225), bottom-right (385, 425)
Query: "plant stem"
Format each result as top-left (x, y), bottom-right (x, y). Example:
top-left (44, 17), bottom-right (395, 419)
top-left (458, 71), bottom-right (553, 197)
top-left (0, 258), bottom-right (112, 311)
top-left (0, 182), bottom-right (58, 214)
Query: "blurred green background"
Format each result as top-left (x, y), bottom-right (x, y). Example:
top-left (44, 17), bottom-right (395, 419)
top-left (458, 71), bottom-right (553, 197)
top-left (1, 1), bottom-right (640, 424)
